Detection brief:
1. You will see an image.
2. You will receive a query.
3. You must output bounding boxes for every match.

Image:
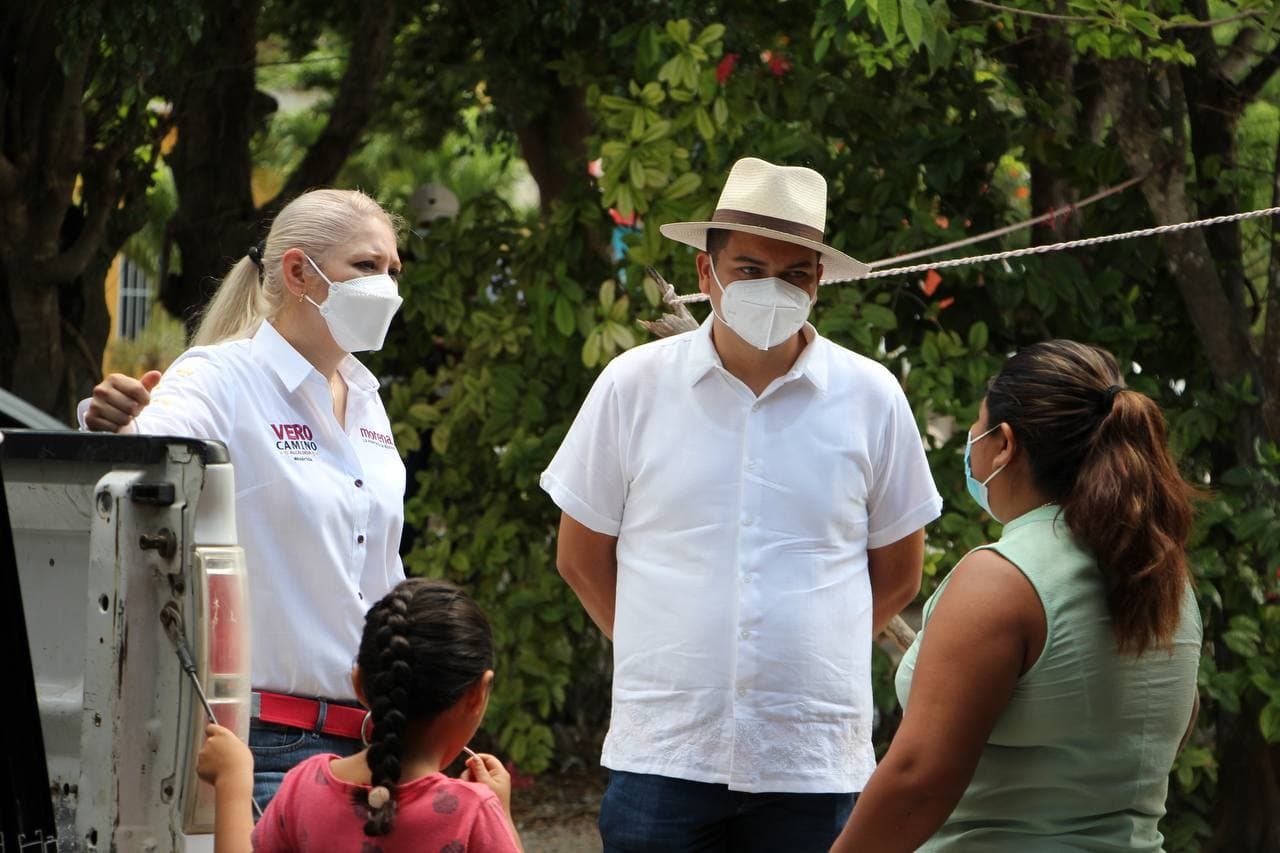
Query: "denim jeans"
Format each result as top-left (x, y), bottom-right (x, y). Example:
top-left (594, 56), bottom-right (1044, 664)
top-left (248, 719), bottom-right (362, 812)
top-left (598, 770), bottom-right (856, 852)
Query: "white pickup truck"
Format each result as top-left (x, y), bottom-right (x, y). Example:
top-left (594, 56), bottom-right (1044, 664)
top-left (1, 429), bottom-right (250, 852)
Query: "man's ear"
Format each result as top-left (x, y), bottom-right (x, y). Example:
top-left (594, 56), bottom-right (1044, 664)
top-left (696, 251), bottom-right (713, 296)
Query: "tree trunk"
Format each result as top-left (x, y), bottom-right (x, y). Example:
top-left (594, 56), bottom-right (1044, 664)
top-left (164, 0), bottom-right (402, 333)
top-left (1104, 56), bottom-right (1280, 852)
top-left (1101, 61), bottom-right (1266, 451)
top-left (163, 0), bottom-right (261, 330)
top-left (1008, 13), bottom-right (1081, 243)
top-left (1205, 708), bottom-right (1280, 853)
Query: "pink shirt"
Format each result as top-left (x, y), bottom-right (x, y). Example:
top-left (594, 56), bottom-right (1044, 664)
top-left (253, 754), bottom-right (520, 852)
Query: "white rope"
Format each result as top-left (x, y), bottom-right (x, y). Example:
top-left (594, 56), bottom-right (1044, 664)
top-left (864, 171), bottom-right (1149, 269)
top-left (668, 204), bottom-right (1280, 302)
top-left (852, 205), bottom-right (1280, 282)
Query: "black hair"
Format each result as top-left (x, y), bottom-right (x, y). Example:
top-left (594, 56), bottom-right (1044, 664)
top-left (985, 339), bottom-right (1198, 653)
top-left (353, 578), bottom-right (494, 836)
top-left (705, 227), bottom-right (821, 267)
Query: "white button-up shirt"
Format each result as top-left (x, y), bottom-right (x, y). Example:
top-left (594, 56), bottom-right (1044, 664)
top-left (84, 322), bottom-right (406, 701)
top-left (541, 320), bottom-right (941, 793)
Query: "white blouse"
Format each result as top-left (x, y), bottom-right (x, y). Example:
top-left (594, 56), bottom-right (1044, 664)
top-left (83, 321), bottom-right (405, 701)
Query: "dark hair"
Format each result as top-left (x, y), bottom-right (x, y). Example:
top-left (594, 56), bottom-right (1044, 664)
top-left (985, 339), bottom-right (1197, 654)
top-left (353, 578), bottom-right (494, 836)
top-left (705, 227), bottom-right (821, 266)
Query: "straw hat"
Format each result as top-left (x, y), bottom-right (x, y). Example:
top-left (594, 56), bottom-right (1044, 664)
top-left (659, 157), bottom-right (868, 282)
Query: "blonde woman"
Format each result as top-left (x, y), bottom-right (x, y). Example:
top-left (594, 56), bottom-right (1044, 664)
top-left (83, 189), bottom-right (408, 808)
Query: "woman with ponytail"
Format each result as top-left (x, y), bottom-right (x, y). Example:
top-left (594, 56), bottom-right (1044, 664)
top-left (197, 578), bottom-right (523, 851)
top-left (832, 339), bottom-right (1202, 852)
top-left (79, 189), bottom-right (410, 806)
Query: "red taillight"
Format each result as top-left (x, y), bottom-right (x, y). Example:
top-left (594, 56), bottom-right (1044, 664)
top-left (207, 569), bottom-right (246, 679)
top-left (182, 546), bottom-right (250, 836)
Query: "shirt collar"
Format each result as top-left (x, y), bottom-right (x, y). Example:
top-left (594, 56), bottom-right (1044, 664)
top-left (685, 318), bottom-right (829, 395)
top-left (251, 321), bottom-right (380, 395)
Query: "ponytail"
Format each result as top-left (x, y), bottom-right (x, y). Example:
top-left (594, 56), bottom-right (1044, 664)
top-left (985, 340), bottom-right (1198, 654)
top-left (190, 257), bottom-right (269, 346)
top-left (1062, 389), bottom-right (1197, 653)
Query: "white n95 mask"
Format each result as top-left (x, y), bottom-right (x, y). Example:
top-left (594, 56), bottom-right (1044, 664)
top-left (304, 255), bottom-right (403, 353)
top-left (710, 263), bottom-right (813, 350)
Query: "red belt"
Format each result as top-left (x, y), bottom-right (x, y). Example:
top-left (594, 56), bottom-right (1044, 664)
top-left (252, 691), bottom-right (367, 741)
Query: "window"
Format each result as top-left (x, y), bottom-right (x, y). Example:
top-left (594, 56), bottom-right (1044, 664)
top-left (116, 256), bottom-right (152, 340)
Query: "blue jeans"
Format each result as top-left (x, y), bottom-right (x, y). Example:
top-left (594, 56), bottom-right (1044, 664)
top-left (249, 720), bottom-right (362, 811)
top-left (598, 770), bottom-right (856, 852)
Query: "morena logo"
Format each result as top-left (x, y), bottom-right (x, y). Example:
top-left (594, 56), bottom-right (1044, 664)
top-left (270, 423), bottom-right (319, 454)
top-left (359, 427), bottom-right (395, 449)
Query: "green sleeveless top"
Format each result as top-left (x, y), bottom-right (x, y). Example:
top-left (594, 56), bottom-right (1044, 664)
top-left (895, 504), bottom-right (1202, 852)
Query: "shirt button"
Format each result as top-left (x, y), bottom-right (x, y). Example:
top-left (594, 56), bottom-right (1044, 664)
top-left (357, 535), bottom-right (366, 544)
top-left (736, 686), bottom-right (747, 697)
top-left (743, 574), bottom-right (753, 584)
top-left (745, 459), bottom-right (757, 471)
top-left (354, 479), bottom-right (364, 488)
top-left (739, 629), bottom-right (751, 640)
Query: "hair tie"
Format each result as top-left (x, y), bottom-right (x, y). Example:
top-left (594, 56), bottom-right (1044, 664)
top-left (1102, 384), bottom-right (1123, 413)
top-left (246, 243), bottom-right (265, 283)
top-left (367, 786), bottom-right (391, 809)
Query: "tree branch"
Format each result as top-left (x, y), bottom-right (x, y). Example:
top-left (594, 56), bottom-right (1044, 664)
top-left (35, 157), bottom-right (118, 286)
top-left (1101, 60), bottom-right (1257, 392)
top-left (1237, 45), bottom-right (1280, 104)
top-left (268, 0), bottom-right (400, 214)
top-left (1262, 131), bottom-right (1280, 442)
top-left (964, 0), bottom-right (1264, 29)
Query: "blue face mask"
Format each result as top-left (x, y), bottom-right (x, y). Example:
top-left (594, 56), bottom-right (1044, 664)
top-left (964, 423), bottom-right (1006, 521)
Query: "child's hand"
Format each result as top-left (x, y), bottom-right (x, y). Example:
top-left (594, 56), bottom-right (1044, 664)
top-left (196, 723), bottom-right (254, 793)
top-left (461, 753), bottom-right (513, 813)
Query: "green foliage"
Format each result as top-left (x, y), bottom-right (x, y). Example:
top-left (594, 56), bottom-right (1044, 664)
top-left (343, 14), bottom-right (1280, 844)
top-left (103, 304), bottom-right (188, 377)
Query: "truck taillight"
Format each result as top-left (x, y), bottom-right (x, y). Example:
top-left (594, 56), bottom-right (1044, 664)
top-left (183, 545), bottom-right (251, 835)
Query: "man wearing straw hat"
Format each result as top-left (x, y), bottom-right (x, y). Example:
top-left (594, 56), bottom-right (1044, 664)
top-left (541, 157), bottom-right (942, 851)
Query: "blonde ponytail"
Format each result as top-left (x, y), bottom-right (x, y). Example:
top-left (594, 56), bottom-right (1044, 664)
top-left (191, 257), bottom-right (270, 346)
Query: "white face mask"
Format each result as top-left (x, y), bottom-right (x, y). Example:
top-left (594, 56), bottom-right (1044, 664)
top-left (304, 255), bottom-right (403, 353)
top-left (710, 262), bottom-right (813, 351)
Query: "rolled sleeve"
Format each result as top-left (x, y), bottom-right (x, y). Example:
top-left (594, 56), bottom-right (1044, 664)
top-left (866, 387), bottom-right (942, 549)
top-left (540, 366), bottom-right (628, 535)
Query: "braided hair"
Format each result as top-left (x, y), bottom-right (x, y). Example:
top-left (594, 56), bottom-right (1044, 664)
top-left (353, 578), bottom-right (494, 836)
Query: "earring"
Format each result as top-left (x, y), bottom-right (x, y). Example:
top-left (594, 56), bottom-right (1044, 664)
top-left (297, 290), bottom-right (306, 304)
top-left (361, 711), bottom-right (373, 747)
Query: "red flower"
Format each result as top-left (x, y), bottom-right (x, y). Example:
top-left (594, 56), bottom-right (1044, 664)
top-left (921, 269), bottom-right (942, 297)
top-left (767, 52), bottom-right (792, 77)
top-left (609, 208), bottom-right (638, 227)
top-left (716, 53), bottom-right (739, 85)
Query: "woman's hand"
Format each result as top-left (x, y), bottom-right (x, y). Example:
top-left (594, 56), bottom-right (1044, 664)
top-left (85, 370), bottom-right (162, 432)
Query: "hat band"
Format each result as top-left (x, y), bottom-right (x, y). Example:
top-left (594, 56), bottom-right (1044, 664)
top-left (712, 208), bottom-right (824, 243)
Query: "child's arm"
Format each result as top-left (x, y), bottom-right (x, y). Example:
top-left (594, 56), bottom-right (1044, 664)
top-left (462, 753), bottom-right (524, 852)
top-left (196, 723), bottom-right (255, 853)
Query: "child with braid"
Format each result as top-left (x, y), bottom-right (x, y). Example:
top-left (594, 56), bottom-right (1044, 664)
top-left (197, 578), bottom-right (523, 852)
